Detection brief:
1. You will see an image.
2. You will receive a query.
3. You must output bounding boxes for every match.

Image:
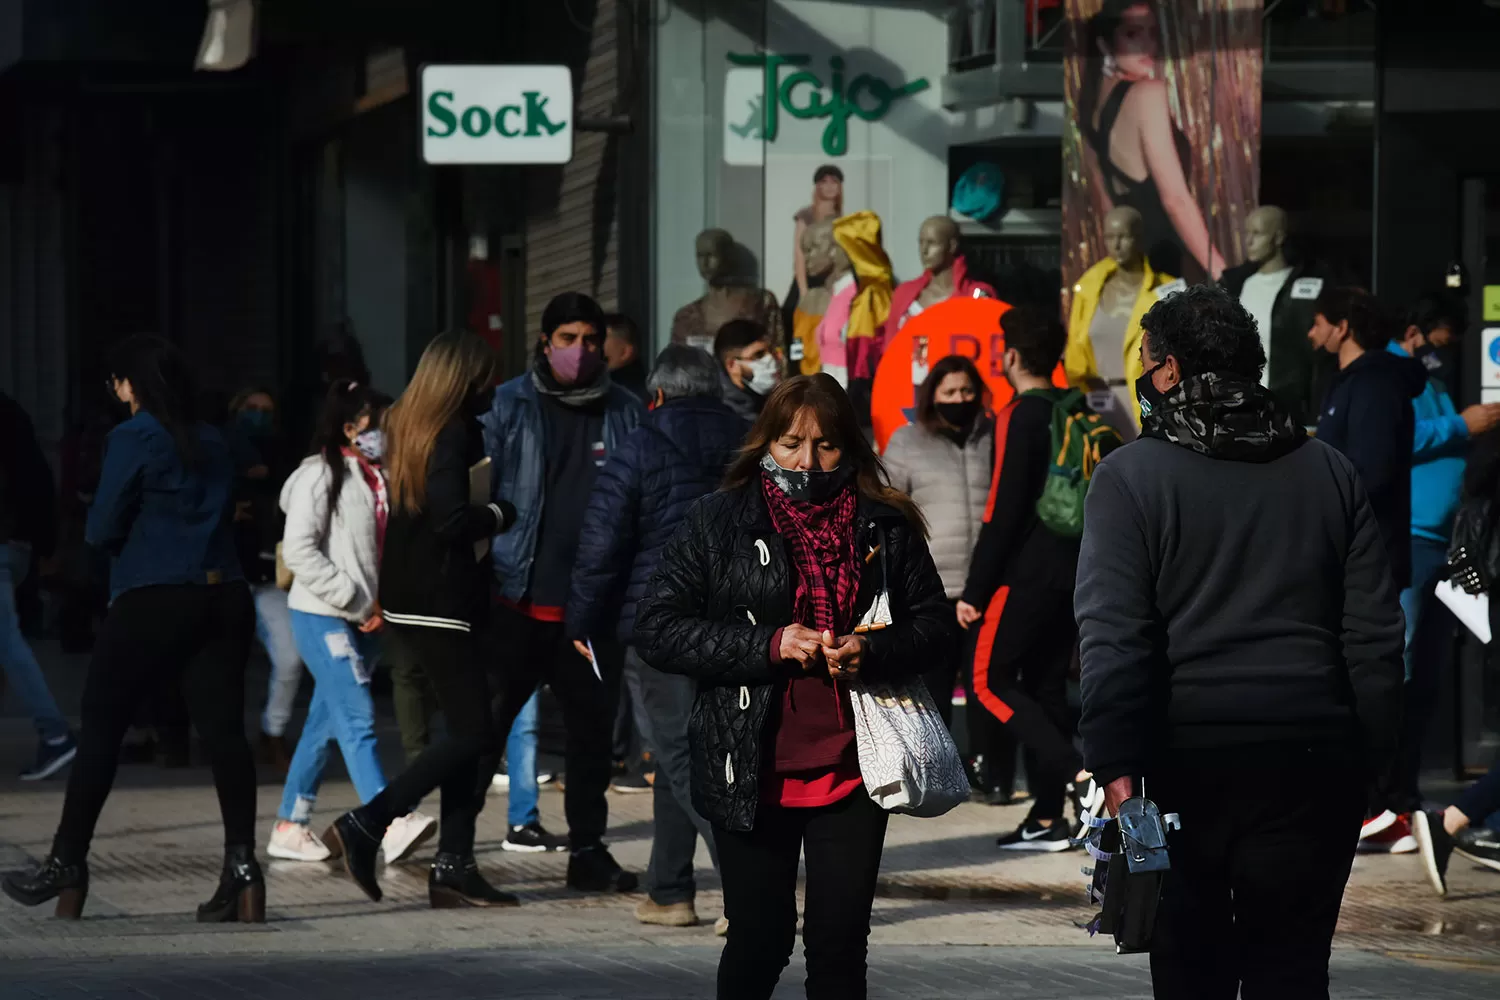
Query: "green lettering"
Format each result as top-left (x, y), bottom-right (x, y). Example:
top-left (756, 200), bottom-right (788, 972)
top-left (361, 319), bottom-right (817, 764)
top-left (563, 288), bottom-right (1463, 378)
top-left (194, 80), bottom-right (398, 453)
top-left (425, 90), bottom-right (457, 137)
top-left (496, 104), bottom-right (522, 137)
top-left (461, 106), bottom-right (491, 137)
top-left (779, 70), bottom-right (826, 119)
top-left (523, 92), bottom-right (566, 136)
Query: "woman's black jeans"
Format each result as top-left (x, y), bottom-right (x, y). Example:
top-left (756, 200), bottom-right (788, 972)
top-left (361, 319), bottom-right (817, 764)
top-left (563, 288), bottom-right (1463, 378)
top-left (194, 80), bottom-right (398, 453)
top-left (713, 792), bottom-right (889, 1000)
top-left (53, 581), bottom-right (256, 862)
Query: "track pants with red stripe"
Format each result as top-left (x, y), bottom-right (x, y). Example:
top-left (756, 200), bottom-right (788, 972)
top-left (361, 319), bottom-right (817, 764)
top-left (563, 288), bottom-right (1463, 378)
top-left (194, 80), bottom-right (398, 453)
top-left (971, 582), bottom-right (1083, 821)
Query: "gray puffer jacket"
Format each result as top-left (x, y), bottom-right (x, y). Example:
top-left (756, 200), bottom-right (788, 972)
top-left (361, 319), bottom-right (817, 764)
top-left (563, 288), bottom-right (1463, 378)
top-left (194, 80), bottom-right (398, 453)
top-left (882, 420), bottom-right (993, 599)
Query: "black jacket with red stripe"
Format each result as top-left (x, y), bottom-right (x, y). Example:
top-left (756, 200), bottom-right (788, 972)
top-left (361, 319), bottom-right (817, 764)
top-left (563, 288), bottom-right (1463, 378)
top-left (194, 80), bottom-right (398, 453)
top-left (961, 394), bottom-right (1080, 610)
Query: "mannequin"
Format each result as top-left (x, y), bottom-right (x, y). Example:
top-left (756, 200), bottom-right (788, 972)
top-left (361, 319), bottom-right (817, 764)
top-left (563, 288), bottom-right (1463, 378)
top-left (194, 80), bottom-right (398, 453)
top-left (884, 217), bottom-right (995, 351)
top-left (790, 220), bottom-right (836, 375)
top-left (1218, 206), bottom-right (1327, 425)
top-left (1064, 206), bottom-right (1178, 437)
top-left (670, 228), bottom-right (784, 355)
top-left (815, 211), bottom-right (892, 391)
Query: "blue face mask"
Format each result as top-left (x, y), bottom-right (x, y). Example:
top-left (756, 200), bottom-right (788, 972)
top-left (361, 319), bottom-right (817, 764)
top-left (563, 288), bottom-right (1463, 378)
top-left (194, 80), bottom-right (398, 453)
top-left (237, 409), bottom-right (273, 437)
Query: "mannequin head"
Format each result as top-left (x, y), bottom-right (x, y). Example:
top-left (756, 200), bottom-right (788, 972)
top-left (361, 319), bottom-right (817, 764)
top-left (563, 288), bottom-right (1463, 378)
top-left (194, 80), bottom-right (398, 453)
top-left (802, 220), bottom-right (836, 282)
top-left (812, 164), bottom-right (844, 213)
top-left (695, 228), bottom-right (735, 285)
top-left (1103, 207), bottom-right (1145, 270)
top-left (1243, 206), bottom-right (1288, 270)
top-left (917, 216), bottom-right (961, 275)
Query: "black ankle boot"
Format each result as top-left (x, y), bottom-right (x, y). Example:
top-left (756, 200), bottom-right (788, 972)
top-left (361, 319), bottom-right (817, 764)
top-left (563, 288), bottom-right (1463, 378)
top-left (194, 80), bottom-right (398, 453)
top-left (428, 852), bottom-right (519, 908)
top-left (197, 845), bottom-right (265, 923)
top-left (1, 856), bottom-right (88, 918)
top-left (324, 810), bottom-right (384, 902)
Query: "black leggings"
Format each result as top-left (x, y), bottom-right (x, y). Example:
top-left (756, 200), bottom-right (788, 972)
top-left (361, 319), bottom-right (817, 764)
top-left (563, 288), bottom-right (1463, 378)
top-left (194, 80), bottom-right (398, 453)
top-left (53, 582), bottom-right (256, 862)
top-left (361, 623), bottom-right (499, 854)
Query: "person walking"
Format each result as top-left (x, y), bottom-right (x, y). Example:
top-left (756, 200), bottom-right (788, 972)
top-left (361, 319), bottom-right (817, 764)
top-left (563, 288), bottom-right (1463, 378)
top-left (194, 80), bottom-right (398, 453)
top-left (2, 336), bottom-right (263, 922)
top-left (479, 292), bottom-right (644, 893)
top-left (636, 374), bottom-right (955, 1000)
top-left (0, 389), bottom-right (77, 780)
top-left (1077, 285), bottom-right (1405, 998)
top-left (567, 345), bottom-right (748, 931)
top-left (265, 382), bottom-right (437, 865)
top-left (321, 331), bottom-right (516, 908)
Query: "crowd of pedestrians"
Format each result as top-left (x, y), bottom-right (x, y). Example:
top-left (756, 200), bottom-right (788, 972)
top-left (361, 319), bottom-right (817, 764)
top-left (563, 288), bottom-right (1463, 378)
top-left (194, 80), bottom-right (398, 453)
top-left (2, 271), bottom-right (1500, 1000)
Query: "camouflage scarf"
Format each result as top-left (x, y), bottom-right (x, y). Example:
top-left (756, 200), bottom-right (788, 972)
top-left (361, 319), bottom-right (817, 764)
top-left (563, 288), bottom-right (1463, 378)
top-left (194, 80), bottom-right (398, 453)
top-left (1141, 372), bottom-right (1305, 463)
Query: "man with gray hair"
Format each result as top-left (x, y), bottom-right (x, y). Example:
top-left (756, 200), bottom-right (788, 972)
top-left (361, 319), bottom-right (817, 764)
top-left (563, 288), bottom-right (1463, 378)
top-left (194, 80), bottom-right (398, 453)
top-left (566, 345), bottom-right (748, 932)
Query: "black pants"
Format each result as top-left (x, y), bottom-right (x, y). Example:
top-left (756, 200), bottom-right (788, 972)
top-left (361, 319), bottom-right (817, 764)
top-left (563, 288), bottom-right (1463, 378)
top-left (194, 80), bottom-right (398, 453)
top-left (362, 623), bottom-right (499, 854)
top-left (53, 582), bottom-right (256, 861)
top-left (715, 793), bottom-right (889, 1000)
top-left (1149, 752), bottom-right (1365, 1000)
top-left (925, 608), bottom-right (1017, 796)
top-left (634, 647), bottom-right (718, 905)
top-left (488, 605), bottom-right (619, 849)
top-left (971, 583), bottom-right (1081, 819)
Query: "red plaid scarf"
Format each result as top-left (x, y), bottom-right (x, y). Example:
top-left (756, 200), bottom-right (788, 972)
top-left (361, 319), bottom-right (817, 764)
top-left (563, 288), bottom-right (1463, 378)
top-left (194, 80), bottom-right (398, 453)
top-left (761, 478), bottom-right (861, 635)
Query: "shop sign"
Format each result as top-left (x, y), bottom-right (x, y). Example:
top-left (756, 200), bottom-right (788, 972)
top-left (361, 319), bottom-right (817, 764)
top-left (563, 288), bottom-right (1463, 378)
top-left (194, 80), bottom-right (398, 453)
top-left (1483, 327), bottom-right (1500, 405)
top-left (723, 52), bottom-right (928, 164)
top-left (421, 64), bottom-right (573, 165)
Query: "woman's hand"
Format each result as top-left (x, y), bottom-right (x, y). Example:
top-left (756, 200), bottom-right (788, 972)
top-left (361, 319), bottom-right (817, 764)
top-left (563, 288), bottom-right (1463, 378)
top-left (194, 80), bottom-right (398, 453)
top-left (822, 630), bottom-right (866, 679)
top-left (573, 640), bottom-right (594, 662)
top-left (779, 625), bottom-right (826, 670)
top-left (955, 601), bottom-right (982, 630)
top-left (359, 603), bottom-right (383, 634)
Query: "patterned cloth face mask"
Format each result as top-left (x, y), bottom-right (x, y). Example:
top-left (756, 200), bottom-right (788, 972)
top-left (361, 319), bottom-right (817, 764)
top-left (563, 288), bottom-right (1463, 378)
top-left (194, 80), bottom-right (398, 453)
top-left (760, 452), bottom-right (853, 504)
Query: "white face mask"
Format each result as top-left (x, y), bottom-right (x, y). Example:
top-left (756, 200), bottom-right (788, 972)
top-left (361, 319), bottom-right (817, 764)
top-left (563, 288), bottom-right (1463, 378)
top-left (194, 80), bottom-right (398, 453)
top-left (743, 354), bottom-right (781, 395)
top-left (353, 428), bottom-right (385, 462)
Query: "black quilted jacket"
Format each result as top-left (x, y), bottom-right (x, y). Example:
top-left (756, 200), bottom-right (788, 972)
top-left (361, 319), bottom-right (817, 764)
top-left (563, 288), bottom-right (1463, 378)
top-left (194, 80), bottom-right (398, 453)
top-left (634, 480), bottom-right (956, 832)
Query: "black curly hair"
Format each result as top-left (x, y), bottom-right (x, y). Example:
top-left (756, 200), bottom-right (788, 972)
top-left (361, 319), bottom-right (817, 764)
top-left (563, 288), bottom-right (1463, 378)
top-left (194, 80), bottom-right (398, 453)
top-left (1139, 284), bottom-right (1265, 381)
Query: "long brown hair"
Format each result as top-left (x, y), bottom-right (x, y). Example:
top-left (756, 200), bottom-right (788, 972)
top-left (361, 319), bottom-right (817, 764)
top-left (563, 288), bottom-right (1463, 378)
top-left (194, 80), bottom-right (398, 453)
top-left (914, 355), bottom-right (991, 433)
top-left (724, 374), bottom-right (927, 535)
top-left (384, 331), bottom-right (496, 515)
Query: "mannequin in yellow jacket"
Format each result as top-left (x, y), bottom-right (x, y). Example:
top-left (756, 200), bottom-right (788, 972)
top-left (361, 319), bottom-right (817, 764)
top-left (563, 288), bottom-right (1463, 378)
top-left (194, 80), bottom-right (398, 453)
top-left (1065, 206), bottom-right (1180, 437)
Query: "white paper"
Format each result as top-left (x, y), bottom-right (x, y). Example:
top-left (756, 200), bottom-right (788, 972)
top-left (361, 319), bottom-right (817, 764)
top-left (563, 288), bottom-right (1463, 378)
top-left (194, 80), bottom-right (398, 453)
top-left (1435, 579), bottom-right (1490, 644)
top-left (584, 639), bottom-right (603, 682)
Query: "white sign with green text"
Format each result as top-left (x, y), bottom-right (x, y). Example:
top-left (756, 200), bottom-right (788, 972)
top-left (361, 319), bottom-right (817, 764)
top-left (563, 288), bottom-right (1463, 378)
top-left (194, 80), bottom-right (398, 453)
top-left (421, 64), bottom-right (574, 165)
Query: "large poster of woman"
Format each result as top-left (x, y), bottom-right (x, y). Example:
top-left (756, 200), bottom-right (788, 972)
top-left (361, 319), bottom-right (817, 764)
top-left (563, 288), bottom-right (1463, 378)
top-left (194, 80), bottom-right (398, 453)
top-left (1063, 0), bottom-right (1261, 290)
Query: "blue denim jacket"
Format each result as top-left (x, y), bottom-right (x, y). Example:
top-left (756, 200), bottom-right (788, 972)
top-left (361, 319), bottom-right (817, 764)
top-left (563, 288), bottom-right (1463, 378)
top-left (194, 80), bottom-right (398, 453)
top-left (86, 411), bottom-right (243, 600)
top-left (479, 374), bottom-right (642, 603)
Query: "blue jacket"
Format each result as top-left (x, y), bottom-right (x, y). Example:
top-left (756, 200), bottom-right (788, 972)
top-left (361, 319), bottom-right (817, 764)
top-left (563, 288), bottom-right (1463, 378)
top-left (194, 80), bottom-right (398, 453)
top-left (566, 396), bottom-right (748, 643)
top-left (1387, 342), bottom-right (1468, 544)
top-left (479, 373), bottom-right (643, 603)
top-left (86, 411), bottom-right (242, 600)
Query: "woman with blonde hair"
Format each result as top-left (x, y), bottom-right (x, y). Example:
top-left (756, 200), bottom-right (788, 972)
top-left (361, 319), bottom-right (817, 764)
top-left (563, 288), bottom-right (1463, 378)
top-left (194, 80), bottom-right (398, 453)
top-left (322, 331), bottom-right (516, 908)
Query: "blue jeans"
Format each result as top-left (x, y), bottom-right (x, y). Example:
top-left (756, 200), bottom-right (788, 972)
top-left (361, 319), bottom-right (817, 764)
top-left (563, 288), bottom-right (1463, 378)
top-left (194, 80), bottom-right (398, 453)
top-left (506, 690), bottom-right (541, 828)
top-left (279, 610), bottom-right (386, 822)
top-left (0, 542), bottom-right (69, 741)
top-left (254, 584), bottom-right (304, 737)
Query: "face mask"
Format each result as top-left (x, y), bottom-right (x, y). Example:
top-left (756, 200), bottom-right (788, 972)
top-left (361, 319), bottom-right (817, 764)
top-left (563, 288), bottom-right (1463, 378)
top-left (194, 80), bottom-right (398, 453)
top-left (1414, 342), bottom-right (1456, 388)
top-left (549, 343), bottom-right (604, 386)
top-left (353, 429), bottom-right (385, 463)
top-left (760, 451), bottom-right (854, 504)
top-left (743, 355), bottom-right (781, 396)
top-left (238, 409), bottom-right (273, 437)
top-left (935, 400), bottom-right (979, 429)
top-left (1136, 363), bottom-right (1168, 422)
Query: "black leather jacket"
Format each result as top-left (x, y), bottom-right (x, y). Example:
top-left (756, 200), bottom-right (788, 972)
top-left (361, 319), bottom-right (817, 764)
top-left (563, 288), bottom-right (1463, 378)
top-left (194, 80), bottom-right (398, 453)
top-left (634, 479), bottom-right (955, 832)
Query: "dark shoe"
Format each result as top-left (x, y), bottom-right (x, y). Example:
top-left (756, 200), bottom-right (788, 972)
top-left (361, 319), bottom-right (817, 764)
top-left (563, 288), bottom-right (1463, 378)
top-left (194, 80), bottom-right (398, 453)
top-left (428, 852), bottom-right (519, 908)
top-left (501, 822), bottom-right (569, 854)
top-left (609, 772), bottom-right (653, 794)
top-left (567, 845), bottom-right (639, 893)
top-left (196, 845), bottom-right (266, 923)
top-left (1, 856), bottom-right (88, 918)
top-left (1454, 824), bottom-right (1500, 874)
top-left (19, 734), bottom-right (77, 781)
top-left (1414, 810), bottom-right (1454, 897)
top-left (997, 818), bottom-right (1073, 853)
top-left (323, 810), bottom-right (385, 902)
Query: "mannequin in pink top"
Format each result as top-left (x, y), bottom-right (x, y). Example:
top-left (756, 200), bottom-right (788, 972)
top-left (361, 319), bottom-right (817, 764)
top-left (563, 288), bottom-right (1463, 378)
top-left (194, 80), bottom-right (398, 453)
top-left (883, 217), bottom-right (995, 346)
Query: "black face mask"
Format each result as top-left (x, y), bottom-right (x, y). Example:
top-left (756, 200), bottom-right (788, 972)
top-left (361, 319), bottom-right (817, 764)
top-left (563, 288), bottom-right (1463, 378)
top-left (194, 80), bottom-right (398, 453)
top-left (1414, 342), bottom-right (1457, 389)
top-left (1136, 363), bottom-right (1169, 422)
top-left (760, 452), bottom-right (854, 504)
top-left (934, 400), bottom-right (979, 430)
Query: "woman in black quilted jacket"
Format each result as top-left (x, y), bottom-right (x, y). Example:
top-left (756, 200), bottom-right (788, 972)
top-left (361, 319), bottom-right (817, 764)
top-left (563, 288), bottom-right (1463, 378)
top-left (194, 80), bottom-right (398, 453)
top-left (636, 373), bottom-right (955, 1000)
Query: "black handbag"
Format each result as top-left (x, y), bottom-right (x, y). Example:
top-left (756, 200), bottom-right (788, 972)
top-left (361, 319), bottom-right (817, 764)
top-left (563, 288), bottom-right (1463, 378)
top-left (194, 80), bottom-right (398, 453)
top-left (1447, 497), bottom-right (1500, 596)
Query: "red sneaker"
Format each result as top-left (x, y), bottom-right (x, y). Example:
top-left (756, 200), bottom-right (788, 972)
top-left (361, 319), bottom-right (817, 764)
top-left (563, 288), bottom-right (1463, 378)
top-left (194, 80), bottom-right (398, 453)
top-left (1358, 813), bottom-right (1417, 854)
top-left (1359, 809), bottom-right (1397, 840)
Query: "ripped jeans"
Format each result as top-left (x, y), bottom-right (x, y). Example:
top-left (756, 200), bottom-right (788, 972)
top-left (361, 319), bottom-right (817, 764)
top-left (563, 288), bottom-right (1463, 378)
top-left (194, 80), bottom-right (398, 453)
top-left (279, 609), bottom-right (385, 823)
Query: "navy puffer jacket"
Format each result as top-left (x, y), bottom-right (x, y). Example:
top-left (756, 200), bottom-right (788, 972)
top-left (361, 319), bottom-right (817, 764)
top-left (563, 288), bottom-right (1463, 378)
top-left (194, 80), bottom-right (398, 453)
top-left (566, 396), bottom-right (748, 643)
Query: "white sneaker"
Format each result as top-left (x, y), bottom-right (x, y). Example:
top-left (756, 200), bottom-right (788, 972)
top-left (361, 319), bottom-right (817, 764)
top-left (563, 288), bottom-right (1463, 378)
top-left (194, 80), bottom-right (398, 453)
top-left (267, 821), bottom-right (332, 862)
top-left (382, 811), bottom-right (438, 864)
top-left (490, 772), bottom-right (510, 792)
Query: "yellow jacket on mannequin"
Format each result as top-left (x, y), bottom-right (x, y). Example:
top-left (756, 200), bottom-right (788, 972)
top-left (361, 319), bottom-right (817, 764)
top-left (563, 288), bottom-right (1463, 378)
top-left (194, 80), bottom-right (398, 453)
top-left (1064, 257), bottom-right (1177, 418)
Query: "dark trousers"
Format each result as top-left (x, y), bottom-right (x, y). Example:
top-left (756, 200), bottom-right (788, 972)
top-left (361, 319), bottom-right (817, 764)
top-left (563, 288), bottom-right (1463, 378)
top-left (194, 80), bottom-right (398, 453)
top-left (1385, 535), bottom-right (1452, 814)
top-left (715, 793), bottom-right (889, 1000)
top-left (53, 582), bottom-right (256, 861)
top-left (489, 605), bottom-right (618, 849)
top-left (387, 645), bottom-right (439, 764)
top-left (1458, 760), bottom-right (1500, 824)
top-left (926, 609), bottom-right (1017, 796)
top-left (971, 583), bottom-right (1081, 819)
top-left (1149, 753), bottom-right (1365, 1000)
top-left (363, 623), bottom-right (498, 854)
top-left (633, 647), bottom-right (717, 905)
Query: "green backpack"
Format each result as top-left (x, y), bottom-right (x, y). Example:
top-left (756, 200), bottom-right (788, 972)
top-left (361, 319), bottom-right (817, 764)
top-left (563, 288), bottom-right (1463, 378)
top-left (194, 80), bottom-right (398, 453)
top-left (1023, 388), bottom-right (1123, 539)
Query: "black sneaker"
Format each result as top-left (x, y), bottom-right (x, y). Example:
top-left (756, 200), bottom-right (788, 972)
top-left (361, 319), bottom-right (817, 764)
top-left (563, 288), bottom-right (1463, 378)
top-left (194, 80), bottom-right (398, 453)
top-left (502, 822), bottom-right (569, 854)
top-left (567, 845), bottom-right (639, 893)
top-left (997, 818), bottom-right (1073, 853)
top-left (609, 772), bottom-right (652, 794)
top-left (20, 734), bottom-right (77, 781)
top-left (1454, 824), bottom-right (1500, 874)
top-left (1413, 810), bottom-right (1454, 897)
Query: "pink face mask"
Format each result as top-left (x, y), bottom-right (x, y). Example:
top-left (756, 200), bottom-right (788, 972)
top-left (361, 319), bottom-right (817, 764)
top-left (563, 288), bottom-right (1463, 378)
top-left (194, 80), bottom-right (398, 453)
top-left (548, 342), bottom-right (604, 386)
